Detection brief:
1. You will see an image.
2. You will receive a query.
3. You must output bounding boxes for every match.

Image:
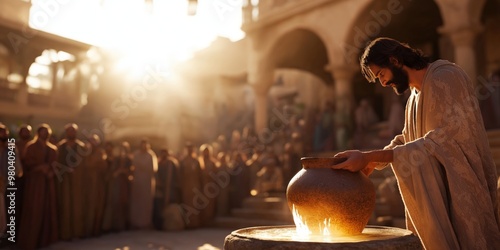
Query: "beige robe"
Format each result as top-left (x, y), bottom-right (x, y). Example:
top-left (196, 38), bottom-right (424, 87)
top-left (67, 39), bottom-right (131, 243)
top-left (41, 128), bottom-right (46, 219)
top-left (130, 149), bottom-right (157, 229)
top-left (55, 139), bottom-right (86, 240)
top-left (19, 139), bottom-right (58, 250)
top-left (180, 155), bottom-right (203, 229)
top-left (199, 156), bottom-right (218, 225)
top-left (382, 60), bottom-right (500, 249)
top-left (83, 146), bottom-right (108, 236)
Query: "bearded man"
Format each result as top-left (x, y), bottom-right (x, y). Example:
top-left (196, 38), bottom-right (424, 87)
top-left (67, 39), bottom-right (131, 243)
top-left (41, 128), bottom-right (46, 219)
top-left (331, 37), bottom-right (500, 249)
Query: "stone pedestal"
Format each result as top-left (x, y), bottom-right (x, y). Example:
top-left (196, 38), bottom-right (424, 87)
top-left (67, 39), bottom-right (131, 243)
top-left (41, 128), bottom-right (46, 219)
top-left (224, 225), bottom-right (422, 250)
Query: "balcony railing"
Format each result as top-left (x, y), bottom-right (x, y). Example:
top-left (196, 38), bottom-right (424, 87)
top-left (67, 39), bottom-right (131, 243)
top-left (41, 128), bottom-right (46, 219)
top-left (0, 79), bottom-right (81, 113)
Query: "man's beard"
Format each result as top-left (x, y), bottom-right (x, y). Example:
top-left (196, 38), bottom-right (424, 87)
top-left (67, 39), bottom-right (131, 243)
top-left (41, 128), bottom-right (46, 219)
top-left (388, 65), bottom-right (410, 95)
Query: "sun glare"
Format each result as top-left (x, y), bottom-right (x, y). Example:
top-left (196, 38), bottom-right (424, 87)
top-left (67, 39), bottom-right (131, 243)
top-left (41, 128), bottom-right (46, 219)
top-left (29, 0), bottom-right (244, 76)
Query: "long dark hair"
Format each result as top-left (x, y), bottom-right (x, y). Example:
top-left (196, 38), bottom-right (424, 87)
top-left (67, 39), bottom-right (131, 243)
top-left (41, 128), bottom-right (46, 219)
top-left (360, 37), bottom-right (430, 83)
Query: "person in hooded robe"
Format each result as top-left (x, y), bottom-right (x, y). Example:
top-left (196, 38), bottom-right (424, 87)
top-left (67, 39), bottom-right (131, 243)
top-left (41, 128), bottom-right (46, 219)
top-left (18, 124), bottom-right (58, 250)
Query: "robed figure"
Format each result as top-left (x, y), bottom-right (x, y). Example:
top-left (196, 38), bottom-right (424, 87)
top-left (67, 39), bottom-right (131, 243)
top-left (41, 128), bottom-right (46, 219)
top-left (55, 123), bottom-right (87, 240)
top-left (19, 124), bottom-right (59, 250)
top-left (381, 60), bottom-right (500, 248)
top-left (103, 141), bottom-right (132, 231)
top-left (129, 140), bottom-right (157, 229)
top-left (153, 149), bottom-right (180, 230)
top-left (198, 144), bottom-right (218, 226)
top-left (83, 134), bottom-right (108, 237)
top-left (179, 143), bottom-right (203, 229)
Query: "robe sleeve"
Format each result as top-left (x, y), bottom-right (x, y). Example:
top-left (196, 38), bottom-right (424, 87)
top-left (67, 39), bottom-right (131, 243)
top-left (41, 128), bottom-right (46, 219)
top-left (390, 66), bottom-right (500, 249)
top-left (373, 134), bottom-right (405, 170)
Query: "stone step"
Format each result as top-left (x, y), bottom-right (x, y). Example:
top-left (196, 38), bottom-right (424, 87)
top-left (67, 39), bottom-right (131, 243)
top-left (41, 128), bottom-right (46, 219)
top-left (231, 208), bottom-right (293, 222)
top-left (487, 129), bottom-right (500, 138)
top-left (242, 196), bottom-right (288, 210)
top-left (489, 137), bottom-right (500, 147)
top-left (212, 216), bottom-right (291, 230)
top-left (374, 216), bottom-right (406, 228)
top-left (490, 147), bottom-right (500, 156)
top-left (489, 148), bottom-right (500, 170)
top-left (493, 157), bottom-right (500, 165)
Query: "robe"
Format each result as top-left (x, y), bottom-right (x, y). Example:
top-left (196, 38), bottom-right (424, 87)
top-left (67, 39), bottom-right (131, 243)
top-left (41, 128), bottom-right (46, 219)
top-left (129, 149), bottom-right (157, 229)
top-left (153, 156), bottom-right (180, 230)
top-left (230, 159), bottom-right (250, 209)
top-left (55, 139), bottom-right (86, 240)
top-left (83, 146), bottom-right (108, 237)
top-left (18, 139), bottom-right (58, 250)
top-left (382, 60), bottom-right (500, 249)
top-left (102, 154), bottom-right (117, 232)
top-left (103, 153), bottom-right (131, 231)
top-left (179, 155), bottom-right (203, 229)
top-left (116, 154), bottom-right (132, 230)
top-left (216, 160), bottom-right (230, 216)
top-left (199, 156), bottom-right (218, 225)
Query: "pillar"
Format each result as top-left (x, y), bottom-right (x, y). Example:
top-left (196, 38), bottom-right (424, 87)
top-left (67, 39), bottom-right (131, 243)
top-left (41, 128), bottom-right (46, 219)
top-left (439, 25), bottom-right (483, 84)
top-left (16, 54), bottom-right (32, 106)
top-left (247, 35), bottom-right (274, 134)
top-left (327, 64), bottom-right (358, 150)
top-left (435, 0), bottom-right (486, 86)
top-left (17, 78), bottom-right (28, 106)
top-left (253, 83), bottom-right (271, 134)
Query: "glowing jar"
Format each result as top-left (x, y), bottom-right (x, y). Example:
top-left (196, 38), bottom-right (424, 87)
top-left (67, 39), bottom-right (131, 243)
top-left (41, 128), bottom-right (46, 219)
top-left (286, 157), bottom-right (376, 236)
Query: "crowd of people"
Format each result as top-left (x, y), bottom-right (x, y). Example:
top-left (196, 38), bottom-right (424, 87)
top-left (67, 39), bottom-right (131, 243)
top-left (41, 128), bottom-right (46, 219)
top-left (0, 120), bottom-right (304, 250)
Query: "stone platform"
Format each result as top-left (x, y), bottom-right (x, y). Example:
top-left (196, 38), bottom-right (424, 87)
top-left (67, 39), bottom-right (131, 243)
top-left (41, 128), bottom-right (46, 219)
top-left (224, 225), bottom-right (422, 250)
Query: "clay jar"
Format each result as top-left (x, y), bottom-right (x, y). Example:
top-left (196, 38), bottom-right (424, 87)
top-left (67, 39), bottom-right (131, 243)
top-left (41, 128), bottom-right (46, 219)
top-left (286, 157), bottom-right (376, 236)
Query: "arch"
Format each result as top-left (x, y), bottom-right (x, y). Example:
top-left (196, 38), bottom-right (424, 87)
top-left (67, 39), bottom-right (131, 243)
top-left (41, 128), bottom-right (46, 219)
top-left (26, 49), bottom-right (60, 93)
top-left (343, 0), bottom-right (443, 63)
top-left (343, 0), bottom-right (443, 122)
top-left (266, 27), bottom-right (332, 85)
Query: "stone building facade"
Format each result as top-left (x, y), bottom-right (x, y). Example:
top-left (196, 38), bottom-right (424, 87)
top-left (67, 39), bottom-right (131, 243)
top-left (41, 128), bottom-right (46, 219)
top-left (0, 0), bottom-right (93, 133)
top-left (242, 0), bottom-right (500, 146)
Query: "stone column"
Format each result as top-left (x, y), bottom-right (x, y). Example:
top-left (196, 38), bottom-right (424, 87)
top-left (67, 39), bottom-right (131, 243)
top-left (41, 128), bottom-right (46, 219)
top-left (327, 64), bottom-right (358, 150)
top-left (49, 62), bottom-right (58, 108)
top-left (247, 36), bottom-right (274, 134)
top-left (16, 55), bottom-right (31, 106)
top-left (17, 79), bottom-right (28, 106)
top-left (253, 82), bottom-right (272, 134)
top-left (435, 0), bottom-right (486, 86)
top-left (439, 26), bottom-right (483, 85)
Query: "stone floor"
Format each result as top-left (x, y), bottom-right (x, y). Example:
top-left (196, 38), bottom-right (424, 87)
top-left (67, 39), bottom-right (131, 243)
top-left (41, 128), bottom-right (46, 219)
top-left (37, 228), bottom-right (234, 250)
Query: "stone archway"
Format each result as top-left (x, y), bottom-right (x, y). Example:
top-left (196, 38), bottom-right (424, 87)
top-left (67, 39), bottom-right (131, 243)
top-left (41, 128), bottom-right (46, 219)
top-left (250, 26), bottom-right (334, 134)
top-left (343, 0), bottom-right (443, 121)
top-left (270, 28), bottom-right (332, 85)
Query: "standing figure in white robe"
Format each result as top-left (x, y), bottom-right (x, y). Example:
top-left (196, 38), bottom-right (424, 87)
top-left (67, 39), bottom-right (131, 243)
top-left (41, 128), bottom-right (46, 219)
top-left (130, 139), bottom-right (157, 229)
top-left (330, 37), bottom-right (500, 249)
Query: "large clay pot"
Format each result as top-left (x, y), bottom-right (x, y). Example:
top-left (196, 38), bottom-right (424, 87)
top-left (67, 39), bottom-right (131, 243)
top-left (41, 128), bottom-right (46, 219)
top-left (286, 157), bottom-right (376, 236)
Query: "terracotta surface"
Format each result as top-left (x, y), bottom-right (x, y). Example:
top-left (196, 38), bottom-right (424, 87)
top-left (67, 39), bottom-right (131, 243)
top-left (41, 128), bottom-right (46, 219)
top-left (286, 157), bottom-right (376, 236)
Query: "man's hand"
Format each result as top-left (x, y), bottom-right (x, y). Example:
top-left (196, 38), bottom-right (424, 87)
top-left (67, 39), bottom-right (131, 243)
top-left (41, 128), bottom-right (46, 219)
top-left (332, 149), bottom-right (393, 176)
top-left (332, 150), bottom-right (369, 172)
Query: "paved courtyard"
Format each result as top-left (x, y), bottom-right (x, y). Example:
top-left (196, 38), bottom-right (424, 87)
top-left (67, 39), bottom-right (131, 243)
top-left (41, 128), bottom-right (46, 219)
top-left (41, 228), bottom-right (234, 250)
